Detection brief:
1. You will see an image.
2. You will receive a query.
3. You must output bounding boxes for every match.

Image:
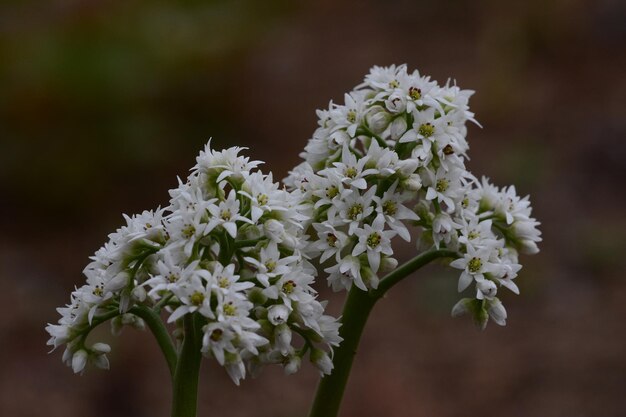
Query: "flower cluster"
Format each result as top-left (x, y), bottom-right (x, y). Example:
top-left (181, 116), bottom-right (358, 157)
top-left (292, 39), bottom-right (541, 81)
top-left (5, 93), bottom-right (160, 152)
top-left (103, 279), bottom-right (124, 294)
top-left (285, 64), bottom-right (541, 328)
top-left (46, 142), bottom-right (341, 384)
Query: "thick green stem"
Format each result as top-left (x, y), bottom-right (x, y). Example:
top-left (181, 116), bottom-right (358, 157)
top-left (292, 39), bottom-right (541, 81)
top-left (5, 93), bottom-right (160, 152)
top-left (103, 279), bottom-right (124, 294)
top-left (129, 305), bottom-right (177, 379)
top-left (308, 286), bottom-right (377, 417)
top-left (171, 314), bottom-right (203, 417)
top-left (308, 249), bottom-right (457, 417)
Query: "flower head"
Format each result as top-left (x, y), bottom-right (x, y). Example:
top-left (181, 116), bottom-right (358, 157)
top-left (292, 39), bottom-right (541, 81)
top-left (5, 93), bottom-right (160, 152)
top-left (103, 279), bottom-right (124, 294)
top-left (47, 141), bottom-right (341, 383)
top-left (287, 64), bottom-right (541, 328)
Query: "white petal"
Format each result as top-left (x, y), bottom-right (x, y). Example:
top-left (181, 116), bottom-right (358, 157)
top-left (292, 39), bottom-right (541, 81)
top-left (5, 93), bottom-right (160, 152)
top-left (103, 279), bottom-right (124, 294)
top-left (367, 250), bottom-right (380, 273)
top-left (72, 350), bottom-right (88, 374)
top-left (223, 222), bottom-right (237, 238)
top-left (458, 271), bottom-right (473, 292)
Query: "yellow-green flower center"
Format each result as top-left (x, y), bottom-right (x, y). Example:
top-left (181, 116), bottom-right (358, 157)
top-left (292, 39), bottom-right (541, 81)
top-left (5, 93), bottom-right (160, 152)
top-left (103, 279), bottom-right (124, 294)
top-left (257, 194), bottom-right (269, 206)
top-left (210, 329), bottom-right (223, 341)
top-left (419, 123), bottom-right (435, 137)
top-left (190, 291), bottom-right (205, 306)
top-left (326, 185), bottom-right (339, 199)
top-left (182, 224), bottom-right (195, 239)
top-left (220, 209), bottom-right (232, 221)
top-left (436, 178), bottom-right (449, 193)
top-left (167, 273), bottom-right (179, 283)
top-left (265, 260), bottom-right (276, 273)
top-left (468, 257), bottom-right (482, 273)
top-left (218, 277), bottom-right (230, 288)
top-left (367, 232), bottom-right (381, 248)
top-left (389, 79), bottom-right (399, 88)
top-left (223, 302), bottom-right (237, 316)
top-left (344, 167), bottom-right (358, 179)
top-left (409, 87), bottom-right (422, 100)
top-left (347, 109), bottom-right (357, 123)
top-left (348, 204), bottom-right (363, 220)
top-left (282, 280), bottom-right (296, 294)
top-left (382, 200), bottom-right (397, 216)
top-left (326, 234), bottom-right (338, 247)
top-left (92, 285), bottom-right (103, 297)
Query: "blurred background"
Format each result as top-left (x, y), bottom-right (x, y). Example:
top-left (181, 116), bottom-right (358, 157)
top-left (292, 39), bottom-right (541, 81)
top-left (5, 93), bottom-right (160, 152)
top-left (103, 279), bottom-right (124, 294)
top-left (1, 0), bottom-right (625, 416)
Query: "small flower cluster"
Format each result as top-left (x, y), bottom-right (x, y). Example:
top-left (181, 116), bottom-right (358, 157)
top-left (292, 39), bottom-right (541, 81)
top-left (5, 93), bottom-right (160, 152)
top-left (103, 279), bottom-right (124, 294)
top-left (46, 142), bottom-right (341, 384)
top-left (286, 64), bottom-right (541, 328)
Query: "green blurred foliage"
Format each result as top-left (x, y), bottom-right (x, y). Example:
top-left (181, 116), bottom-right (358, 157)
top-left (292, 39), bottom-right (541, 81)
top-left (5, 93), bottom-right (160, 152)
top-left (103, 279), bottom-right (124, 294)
top-left (0, 0), bottom-right (297, 212)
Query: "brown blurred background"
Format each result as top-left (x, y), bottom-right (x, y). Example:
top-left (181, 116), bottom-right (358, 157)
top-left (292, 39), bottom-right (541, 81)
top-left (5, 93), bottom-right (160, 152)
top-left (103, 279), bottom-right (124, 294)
top-left (1, 0), bottom-right (625, 416)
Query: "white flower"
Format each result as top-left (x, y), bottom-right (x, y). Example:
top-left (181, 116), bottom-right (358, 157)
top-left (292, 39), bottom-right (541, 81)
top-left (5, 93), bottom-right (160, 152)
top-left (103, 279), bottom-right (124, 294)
top-left (311, 223), bottom-right (349, 263)
top-left (373, 181), bottom-right (419, 241)
top-left (327, 186), bottom-right (377, 235)
top-left (450, 246), bottom-right (499, 292)
top-left (244, 242), bottom-right (297, 287)
top-left (424, 166), bottom-right (466, 212)
top-left (206, 190), bottom-right (252, 238)
top-left (330, 92), bottom-right (368, 137)
top-left (325, 255), bottom-right (365, 291)
top-left (285, 63), bottom-right (540, 330)
top-left (352, 215), bottom-right (396, 273)
top-left (328, 145), bottom-right (378, 190)
top-left (48, 140), bottom-right (341, 382)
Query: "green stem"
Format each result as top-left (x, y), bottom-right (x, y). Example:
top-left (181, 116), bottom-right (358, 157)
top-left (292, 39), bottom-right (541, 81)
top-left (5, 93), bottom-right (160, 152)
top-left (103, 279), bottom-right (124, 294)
top-left (234, 237), bottom-right (264, 249)
top-left (308, 285), bottom-right (376, 417)
top-left (129, 305), bottom-right (177, 379)
top-left (171, 314), bottom-right (203, 417)
top-left (373, 249), bottom-right (458, 297)
top-left (79, 305), bottom-right (177, 380)
top-left (308, 248), bottom-right (457, 417)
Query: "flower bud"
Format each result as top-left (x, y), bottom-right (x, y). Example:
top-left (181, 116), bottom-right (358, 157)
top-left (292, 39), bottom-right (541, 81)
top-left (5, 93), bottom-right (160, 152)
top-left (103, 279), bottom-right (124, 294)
top-left (284, 355), bottom-right (302, 375)
top-left (380, 256), bottom-right (398, 273)
top-left (487, 298), bottom-right (507, 326)
top-left (451, 298), bottom-right (472, 317)
top-left (366, 106), bottom-right (392, 133)
top-left (131, 285), bottom-right (147, 302)
top-left (519, 239), bottom-right (539, 255)
top-left (111, 316), bottom-right (124, 336)
top-left (477, 280), bottom-right (497, 299)
top-left (451, 298), bottom-right (489, 330)
top-left (310, 348), bottom-right (333, 375)
top-left (390, 117), bottom-right (407, 140)
top-left (71, 350), bottom-right (88, 374)
top-left (402, 174), bottom-right (422, 191)
top-left (267, 304), bottom-right (290, 325)
top-left (281, 234), bottom-right (298, 250)
top-left (92, 354), bottom-right (110, 370)
top-left (264, 219), bottom-right (285, 242)
top-left (254, 306), bottom-right (268, 320)
top-left (274, 323), bottom-right (292, 355)
top-left (329, 130), bottom-right (350, 147)
top-left (91, 343), bottom-right (111, 354)
top-left (385, 93), bottom-right (407, 114)
top-left (248, 287), bottom-right (268, 305)
top-left (105, 271), bottom-right (130, 292)
top-left (132, 317), bottom-right (145, 331)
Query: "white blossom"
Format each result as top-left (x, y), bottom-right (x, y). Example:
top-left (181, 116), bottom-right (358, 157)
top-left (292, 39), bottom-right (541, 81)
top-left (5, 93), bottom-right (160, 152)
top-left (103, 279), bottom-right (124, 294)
top-left (286, 64), bottom-right (541, 329)
top-left (47, 141), bottom-right (341, 383)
